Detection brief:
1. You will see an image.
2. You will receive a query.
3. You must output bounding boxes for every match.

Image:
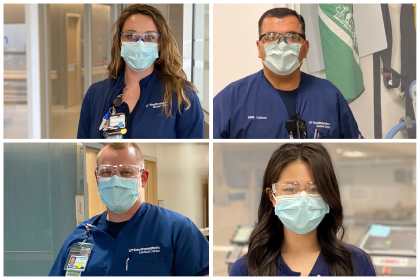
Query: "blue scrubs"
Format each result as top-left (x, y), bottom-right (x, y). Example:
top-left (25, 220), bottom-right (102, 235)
top-left (49, 203), bottom-right (209, 276)
top-left (230, 244), bottom-right (376, 276)
top-left (213, 70), bottom-right (363, 139)
top-left (77, 70), bottom-right (204, 139)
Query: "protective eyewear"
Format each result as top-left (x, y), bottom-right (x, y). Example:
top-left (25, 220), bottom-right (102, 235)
top-left (272, 181), bottom-right (319, 196)
top-left (120, 31), bottom-right (161, 43)
top-left (259, 32), bottom-right (306, 45)
top-left (95, 164), bottom-right (144, 179)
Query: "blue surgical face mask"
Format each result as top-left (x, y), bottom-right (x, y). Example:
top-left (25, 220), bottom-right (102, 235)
top-left (263, 41), bottom-right (303, 76)
top-left (120, 41), bottom-right (159, 72)
top-left (273, 191), bottom-right (330, 234)
top-left (98, 175), bottom-right (140, 214)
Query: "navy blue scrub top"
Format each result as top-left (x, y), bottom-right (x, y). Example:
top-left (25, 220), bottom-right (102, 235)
top-left (77, 70), bottom-right (204, 139)
top-left (230, 244), bottom-right (376, 276)
top-left (277, 88), bottom-right (298, 119)
top-left (49, 203), bottom-right (209, 276)
top-left (96, 211), bottom-right (128, 239)
top-left (213, 70), bottom-right (363, 139)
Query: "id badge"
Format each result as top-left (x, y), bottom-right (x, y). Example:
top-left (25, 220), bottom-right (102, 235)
top-left (64, 242), bottom-right (93, 276)
top-left (108, 113), bottom-right (126, 129)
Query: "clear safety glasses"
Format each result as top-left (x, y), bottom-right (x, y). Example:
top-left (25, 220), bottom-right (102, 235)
top-left (95, 164), bottom-right (144, 179)
top-left (272, 181), bottom-right (319, 196)
top-left (259, 32), bottom-right (305, 46)
top-left (120, 31), bottom-right (161, 43)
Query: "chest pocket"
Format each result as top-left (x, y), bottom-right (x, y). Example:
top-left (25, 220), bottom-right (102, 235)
top-left (308, 127), bottom-right (334, 139)
top-left (126, 253), bottom-right (173, 276)
top-left (78, 250), bottom-right (108, 276)
top-left (318, 133), bottom-right (333, 139)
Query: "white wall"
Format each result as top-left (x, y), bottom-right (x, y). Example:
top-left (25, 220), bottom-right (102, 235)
top-left (137, 143), bottom-right (157, 159)
top-left (213, 4), bottom-right (274, 94)
top-left (213, 4), bottom-right (408, 139)
top-left (156, 143), bottom-right (209, 228)
top-left (137, 143), bottom-right (209, 228)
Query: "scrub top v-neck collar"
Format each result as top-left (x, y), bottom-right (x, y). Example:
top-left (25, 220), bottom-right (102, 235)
top-left (91, 202), bottom-right (147, 242)
top-left (262, 72), bottom-right (308, 117)
top-left (108, 70), bottom-right (156, 139)
top-left (277, 251), bottom-right (330, 276)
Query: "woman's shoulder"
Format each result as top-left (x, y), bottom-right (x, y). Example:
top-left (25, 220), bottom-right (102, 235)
top-left (85, 77), bottom-right (119, 99)
top-left (230, 256), bottom-right (249, 276)
top-left (343, 243), bottom-right (376, 276)
top-left (343, 243), bottom-right (370, 258)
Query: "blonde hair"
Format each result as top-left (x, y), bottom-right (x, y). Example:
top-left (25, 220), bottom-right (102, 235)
top-left (108, 4), bottom-right (197, 117)
top-left (97, 143), bottom-right (144, 167)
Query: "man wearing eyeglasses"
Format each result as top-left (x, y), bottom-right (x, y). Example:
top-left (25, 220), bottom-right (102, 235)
top-left (213, 8), bottom-right (362, 139)
top-left (49, 143), bottom-right (209, 276)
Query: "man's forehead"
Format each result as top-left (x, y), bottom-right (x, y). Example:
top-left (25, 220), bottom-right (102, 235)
top-left (98, 146), bottom-right (138, 164)
top-left (261, 16), bottom-right (301, 34)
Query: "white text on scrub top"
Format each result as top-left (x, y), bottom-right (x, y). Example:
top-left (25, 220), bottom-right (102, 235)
top-left (309, 121), bottom-right (330, 129)
top-left (129, 246), bottom-right (161, 254)
top-left (248, 116), bottom-right (268, 120)
top-left (146, 102), bottom-right (168, 109)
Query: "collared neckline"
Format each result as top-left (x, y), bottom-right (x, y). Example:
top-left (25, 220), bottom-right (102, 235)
top-left (115, 69), bottom-right (157, 94)
top-left (277, 250), bottom-right (330, 276)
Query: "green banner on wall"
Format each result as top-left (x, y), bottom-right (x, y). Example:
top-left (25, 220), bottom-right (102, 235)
top-left (318, 4), bottom-right (365, 102)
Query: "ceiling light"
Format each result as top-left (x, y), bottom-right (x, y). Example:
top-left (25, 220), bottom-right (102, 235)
top-left (342, 151), bottom-right (367, 158)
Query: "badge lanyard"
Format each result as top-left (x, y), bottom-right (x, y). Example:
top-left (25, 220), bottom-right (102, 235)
top-left (64, 224), bottom-right (94, 277)
top-left (100, 95), bottom-right (128, 139)
top-left (285, 114), bottom-right (307, 139)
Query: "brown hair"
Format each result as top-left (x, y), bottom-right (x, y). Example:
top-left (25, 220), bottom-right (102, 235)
top-left (108, 4), bottom-right (197, 117)
top-left (98, 143), bottom-right (144, 167)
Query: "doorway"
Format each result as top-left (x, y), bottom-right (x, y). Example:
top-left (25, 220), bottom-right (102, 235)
top-left (144, 159), bottom-right (158, 205)
top-left (66, 13), bottom-right (82, 107)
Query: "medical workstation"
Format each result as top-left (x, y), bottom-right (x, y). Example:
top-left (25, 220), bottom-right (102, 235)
top-left (213, 4), bottom-right (416, 139)
top-left (4, 3), bottom-right (209, 139)
top-left (4, 143), bottom-right (209, 276)
top-left (213, 143), bottom-right (416, 276)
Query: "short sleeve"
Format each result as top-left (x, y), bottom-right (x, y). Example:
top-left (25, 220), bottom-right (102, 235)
top-left (346, 244), bottom-right (376, 276)
top-left (356, 252), bottom-right (376, 276)
top-left (77, 83), bottom-right (96, 139)
top-left (229, 257), bottom-right (248, 276)
top-left (337, 91), bottom-right (363, 139)
top-left (213, 90), bottom-right (231, 139)
top-left (173, 218), bottom-right (209, 276)
top-left (176, 90), bottom-right (204, 139)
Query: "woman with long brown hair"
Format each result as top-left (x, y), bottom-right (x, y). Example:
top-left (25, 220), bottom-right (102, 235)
top-left (77, 4), bottom-right (204, 139)
top-left (230, 143), bottom-right (376, 276)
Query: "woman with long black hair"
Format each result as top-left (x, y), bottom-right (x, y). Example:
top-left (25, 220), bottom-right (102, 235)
top-left (230, 143), bottom-right (376, 276)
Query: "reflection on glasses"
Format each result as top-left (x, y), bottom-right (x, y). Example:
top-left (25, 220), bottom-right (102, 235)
top-left (272, 181), bottom-right (319, 196)
top-left (95, 164), bottom-right (143, 178)
top-left (120, 31), bottom-right (161, 43)
top-left (259, 32), bottom-right (305, 45)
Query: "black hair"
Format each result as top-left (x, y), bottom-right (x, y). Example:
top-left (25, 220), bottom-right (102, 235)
top-left (258, 8), bottom-right (305, 36)
top-left (246, 143), bottom-right (358, 276)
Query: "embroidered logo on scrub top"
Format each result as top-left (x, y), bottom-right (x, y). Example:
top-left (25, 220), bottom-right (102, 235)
top-left (248, 115), bottom-right (268, 120)
top-left (128, 246), bottom-right (161, 254)
top-left (146, 102), bottom-right (168, 109)
top-left (309, 121), bottom-right (331, 129)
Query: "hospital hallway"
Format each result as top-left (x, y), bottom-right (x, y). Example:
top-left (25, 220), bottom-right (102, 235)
top-left (4, 104), bottom-right (81, 139)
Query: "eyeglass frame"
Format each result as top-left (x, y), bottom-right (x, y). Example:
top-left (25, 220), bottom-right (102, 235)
top-left (271, 181), bottom-right (318, 196)
top-left (259, 31), bottom-right (306, 42)
top-left (120, 31), bottom-right (161, 43)
top-left (95, 164), bottom-right (144, 179)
